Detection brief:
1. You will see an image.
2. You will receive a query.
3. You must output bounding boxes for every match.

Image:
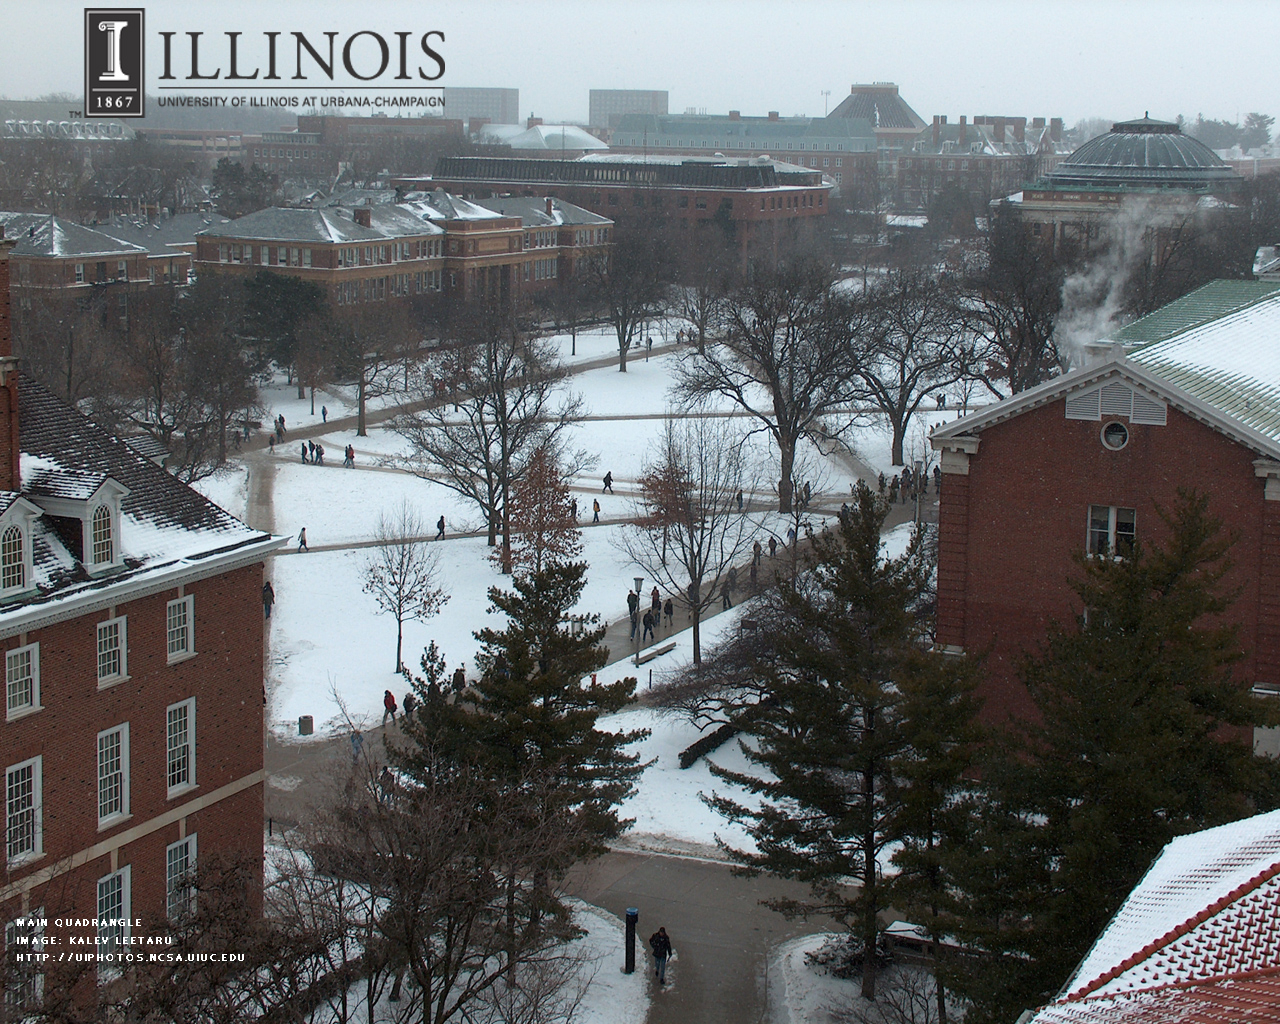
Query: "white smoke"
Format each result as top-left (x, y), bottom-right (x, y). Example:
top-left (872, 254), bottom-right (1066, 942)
top-left (1053, 197), bottom-right (1159, 368)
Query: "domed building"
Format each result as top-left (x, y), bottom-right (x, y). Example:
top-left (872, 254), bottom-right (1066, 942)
top-left (1000, 115), bottom-right (1244, 254)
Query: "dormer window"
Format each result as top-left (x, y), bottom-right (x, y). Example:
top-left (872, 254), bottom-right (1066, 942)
top-left (91, 505), bottom-right (113, 565)
top-left (1, 526), bottom-right (23, 590)
top-left (0, 496), bottom-right (40, 599)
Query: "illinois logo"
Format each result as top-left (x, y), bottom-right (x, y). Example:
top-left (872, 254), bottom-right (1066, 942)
top-left (85, 9), bottom-right (145, 117)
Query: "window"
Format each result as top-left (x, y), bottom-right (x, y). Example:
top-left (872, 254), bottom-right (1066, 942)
top-left (0, 525), bottom-right (23, 592)
top-left (1101, 421), bottom-right (1129, 450)
top-left (260, 245), bottom-right (269, 264)
top-left (302, 248), bottom-right (312, 268)
top-left (97, 724), bottom-right (129, 825)
top-left (5, 644), bottom-right (38, 720)
top-left (91, 504), bottom-right (113, 565)
top-left (167, 701), bottom-right (194, 793)
top-left (1088, 505), bottom-right (1136, 558)
top-left (166, 835), bottom-right (197, 919)
top-left (5, 757), bottom-right (40, 865)
top-left (166, 596), bottom-right (194, 662)
top-left (116, 261), bottom-right (127, 281)
top-left (97, 616), bottom-right (127, 684)
top-left (96, 866), bottom-right (130, 978)
top-left (74, 263), bottom-right (84, 283)
top-left (4, 911), bottom-right (44, 1010)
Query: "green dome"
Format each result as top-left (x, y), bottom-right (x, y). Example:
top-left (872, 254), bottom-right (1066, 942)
top-left (1048, 116), bottom-right (1239, 190)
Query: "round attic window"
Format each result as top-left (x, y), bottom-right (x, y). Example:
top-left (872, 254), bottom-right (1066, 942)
top-left (1102, 421), bottom-right (1129, 451)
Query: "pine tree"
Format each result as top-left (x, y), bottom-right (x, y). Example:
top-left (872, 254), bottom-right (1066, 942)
top-left (950, 491), bottom-right (1280, 1022)
top-left (495, 444), bottom-right (583, 576)
top-left (706, 482), bottom-right (962, 1000)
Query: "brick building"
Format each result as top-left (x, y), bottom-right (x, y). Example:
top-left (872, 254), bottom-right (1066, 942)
top-left (193, 191), bottom-right (610, 305)
top-left (242, 115), bottom-right (465, 178)
top-left (897, 115), bottom-right (1069, 211)
top-left (931, 289), bottom-right (1280, 728)
top-left (0, 239), bottom-right (281, 1003)
top-left (826, 83), bottom-right (927, 176)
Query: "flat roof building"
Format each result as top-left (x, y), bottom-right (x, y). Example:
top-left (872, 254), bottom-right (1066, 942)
top-left (589, 89), bottom-right (668, 129)
top-left (443, 87), bottom-right (520, 127)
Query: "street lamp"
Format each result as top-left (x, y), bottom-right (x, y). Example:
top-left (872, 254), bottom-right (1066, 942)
top-left (634, 576), bottom-right (644, 665)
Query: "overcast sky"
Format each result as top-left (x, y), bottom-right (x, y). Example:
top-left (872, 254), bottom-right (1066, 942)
top-left (5, 0), bottom-right (1278, 128)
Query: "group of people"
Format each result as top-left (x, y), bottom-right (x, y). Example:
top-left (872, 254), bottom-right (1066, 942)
top-left (301, 440), bottom-right (326, 465)
top-left (628, 586), bottom-right (675, 643)
top-left (878, 465), bottom-right (942, 504)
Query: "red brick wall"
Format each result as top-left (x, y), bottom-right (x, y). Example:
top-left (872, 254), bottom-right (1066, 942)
top-left (945, 398), bottom-right (1267, 722)
top-left (2, 561), bottom-right (264, 925)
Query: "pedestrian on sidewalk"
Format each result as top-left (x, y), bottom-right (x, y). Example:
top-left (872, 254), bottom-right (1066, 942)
top-left (268, 435), bottom-right (275, 455)
top-left (315, 444), bottom-right (325, 465)
top-left (322, 405), bottom-right (328, 423)
top-left (436, 515), bottom-right (445, 540)
top-left (592, 498), bottom-right (601, 523)
top-left (642, 609), bottom-right (655, 642)
top-left (663, 597), bottom-right (674, 627)
top-left (753, 540), bottom-right (762, 567)
top-left (403, 691), bottom-right (417, 717)
top-left (378, 766), bottom-right (394, 799)
top-left (602, 471), bottom-right (614, 494)
top-left (650, 586), bottom-right (661, 622)
top-left (344, 444), bottom-right (354, 468)
top-left (262, 581), bottom-right (275, 619)
top-left (297, 527), bottom-right (308, 552)
top-left (649, 927), bottom-right (673, 985)
top-left (308, 440), bottom-right (317, 463)
top-left (350, 728), bottom-right (363, 765)
top-left (382, 689), bottom-right (398, 726)
top-left (727, 567), bottom-right (738, 594)
top-left (769, 536), bottom-right (777, 559)
top-left (736, 489), bottom-right (743, 511)
top-left (878, 471), bottom-right (885, 494)
top-left (570, 497), bottom-right (578, 520)
top-left (786, 526), bottom-right (796, 546)
top-left (301, 443), bottom-right (308, 464)
top-left (627, 589), bottom-right (640, 638)
top-left (721, 579), bottom-right (732, 610)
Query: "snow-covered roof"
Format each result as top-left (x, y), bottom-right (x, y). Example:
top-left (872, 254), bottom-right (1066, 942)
top-left (104, 212), bottom-right (230, 255)
top-left (473, 195), bottom-right (611, 227)
top-left (1027, 810), bottom-right (1280, 1022)
top-left (0, 376), bottom-right (281, 632)
top-left (479, 123), bottom-right (608, 152)
top-left (5, 214), bottom-right (146, 259)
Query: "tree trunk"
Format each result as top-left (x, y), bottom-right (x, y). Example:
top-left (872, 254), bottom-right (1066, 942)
top-left (357, 369), bottom-right (368, 437)
top-left (395, 617), bottom-right (403, 673)
top-left (778, 440), bottom-right (795, 514)
top-left (618, 336), bottom-right (628, 372)
top-left (891, 418), bottom-right (906, 466)
top-left (689, 583), bottom-right (701, 664)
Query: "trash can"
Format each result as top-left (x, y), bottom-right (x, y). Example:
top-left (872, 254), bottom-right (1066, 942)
top-left (298, 715), bottom-right (313, 736)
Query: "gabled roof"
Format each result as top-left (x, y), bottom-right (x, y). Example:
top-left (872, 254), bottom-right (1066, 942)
top-left (473, 195), bottom-right (611, 227)
top-left (104, 212), bottom-right (230, 255)
top-left (6, 215), bottom-right (146, 259)
top-left (1027, 811), bottom-right (1280, 1023)
top-left (1105, 281), bottom-right (1280, 350)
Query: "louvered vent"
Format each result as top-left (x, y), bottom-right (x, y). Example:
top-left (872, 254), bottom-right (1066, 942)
top-left (1099, 382), bottom-right (1133, 417)
top-left (1065, 380), bottom-right (1167, 426)
top-left (1131, 391), bottom-right (1168, 425)
top-left (1065, 390), bottom-right (1101, 420)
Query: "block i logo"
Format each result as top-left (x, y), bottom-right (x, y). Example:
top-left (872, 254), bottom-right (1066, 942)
top-left (84, 9), bottom-right (145, 118)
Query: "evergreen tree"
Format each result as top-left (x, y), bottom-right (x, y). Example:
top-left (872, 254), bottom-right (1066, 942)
top-left (707, 483), bottom-right (974, 1000)
top-left (950, 491), bottom-right (1280, 1022)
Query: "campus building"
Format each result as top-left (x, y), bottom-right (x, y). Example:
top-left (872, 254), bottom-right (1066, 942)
top-left (193, 191), bottom-right (611, 305)
top-left (825, 83), bottom-right (927, 176)
top-left (588, 89), bottom-right (668, 130)
top-left (241, 115), bottom-right (466, 178)
top-left (0, 238), bottom-right (281, 1002)
top-left (443, 88), bottom-right (520, 128)
top-left (931, 285), bottom-right (1280, 728)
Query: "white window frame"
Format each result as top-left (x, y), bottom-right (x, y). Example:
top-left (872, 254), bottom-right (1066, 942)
top-left (4, 909), bottom-right (44, 1010)
top-left (74, 263), bottom-right (84, 284)
top-left (5, 643), bottom-right (39, 721)
top-left (166, 697), bottom-right (196, 797)
top-left (89, 503), bottom-right (114, 567)
top-left (96, 616), bottom-right (128, 686)
top-left (97, 723), bottom-right (130, 827)
top-left (1087, 505), bottom-right (1137, 559)
top-left (96, 865), bottom-right (130, 980)
top-left (0, 522), bottom-right (25, 596)
top-left (166, 595), bottom-right (195, 663)
top-left (165, 834), bottom-right (197, 920)
top-left (5, 756), bottom-right (41, 866)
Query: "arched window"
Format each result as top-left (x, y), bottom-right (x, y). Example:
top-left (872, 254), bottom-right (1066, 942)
top-left (1, 525), bottom-right (23, 590)
top-left (91, 505), bottom-right (113, 565)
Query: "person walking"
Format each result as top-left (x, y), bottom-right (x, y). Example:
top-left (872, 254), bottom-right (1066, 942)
top-left (300, 442), bottom-right (308, 464)
top-left (736, 489), bottom-right (743, 512)
top-left (934, 464), bottom-right (942, 493)
top-left (436, 515), bottom-right (445, 541)
top-left (603, 471), bottom-right (614, 494)
top-left (382, 689), bottom-right (398, 726)
top-left (627, 589), bottom-right (640, 638)
top-left (753, 540), bottom-right (762, 567)
top-left (642, 609), bottom-right (655, 642)
top-left (570, 497), bottom-right (578, 521)
top-left (350, 728), bottom-right (363, 765)
top-left (650, 586), bottom-right (661, 623)
top-left (403, 691), bottom-right (417, 717)
top-left (308, 440), bottom-right (317, 463)
top-left (261, 580), bottom-right (275, 619)
top-left (592, 498), bottom-right (601, 523)
top-left (344, 444), bottom-right (354, 468)
top-left (878, 471), bottom-right (886, 494)
top-left (721, 579), bottom-right (732, 610)
top-left (663, 597), bottom-right (674, 627)
top-left (297, 527), bottom-right (308, 552)
top-left (768, 536), bottom-right (777, 559)
top-left (315, 444), bottom-right (324, 465)
top-left (649, 927), bottom-right (673, 985)
top-left (321, 405), bottom-right (328, 423)
top-left (268, 435), bottom-right (275, 455)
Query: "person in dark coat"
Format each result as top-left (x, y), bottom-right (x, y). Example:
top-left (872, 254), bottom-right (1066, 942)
top-left (768, 536), bottom-right (777, 559)
top-left (642, 609), bottom-right (655, 642)
top-left (627, 589), bottom-right (640, 638)
top-left (262, 581), bottom-right (275, 619)
top-left (650, 587), bottom-right (661, 621)
top-left (300, 443), bottom-right (308, 464)
top-left (403, 691), bottom-right (417, 717)
top-left (436, 515), bottom-right (445, 540)
top-left (593, 498), bottom-right (601, 523)
top-left (649, 927), bottom-right (673, 985)
top-left (603, 471), bottom-right (614, 494)
top-left (721, 580), bottom-right (732, 610)
top-left (753, 540), bottom-right (762, 567)
top-left (297, 527), bottom-right (308, 552)
top-left (452, 666), bottom-right (467, 692)
top-left (663, 597), bottom-right (674, 627)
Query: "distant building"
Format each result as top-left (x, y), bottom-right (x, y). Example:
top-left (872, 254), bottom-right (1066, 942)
top-left (135, 128), bottom-right (246, 171)
top-left (424, 153), bottom-right (831, 265)
top-left (897, 115), bottom-right (1070, 211)
top-left (242, 115), bottom-right (466, 178)
top-left (589, 89), bottom-right (668, 130)
top-left (443, 88), bottom-right (520, 127)
top-left (194, 191), bottom-right (611, 305)
top-left (826, 83), bottom-right (927, 176)
top-left (476, 121), bottom-right (609, 159)
top-left (605, 110), bottom-right (876, 199)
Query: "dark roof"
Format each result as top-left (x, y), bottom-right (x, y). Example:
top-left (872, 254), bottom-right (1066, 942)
top-left (24, 468), bottom-right (109, 500)
top-left (196, 207), bottom-right (389, 244)
top-left (5, 215), bottom-right (146, 259)
top-left (104, 212), bottom-right (229, 254)
top-left (1048, 117), bottom-right (1241, 190)
top-left (431, 155), bottom-right (824, 190)
top-left (827, 85), bottom-right (926, 132)
top-left (611, 112), bottom-right (876, 143)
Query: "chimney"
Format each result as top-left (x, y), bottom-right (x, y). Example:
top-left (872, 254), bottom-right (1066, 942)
top-left (1032, 116), bottom-right (1045, 130)
top-left (1050, 117), bottom-right (1063, 143)
top-left (768, 111), bottom-right (779, 121)
top-left (353, 208), bottom-right (371, 228)
top-left (527, 114), bottom-right (543, 128)
top-left (729, 110), bottom-right (740, 121)
top-left (546, 197), bottom-right (554, 216)
top-left (958, 115), bottom-right (967, 147)
top-left (932, 115), bottom-right (940, 146)
top-left (1013, 117), bottom-right (1026, 143)
top-left (993, 117), bottom-right (1005, 143)
top-left (0, 238), bottom-right (19, 491)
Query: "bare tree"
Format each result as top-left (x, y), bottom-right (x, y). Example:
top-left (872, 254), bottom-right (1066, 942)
top-left (619, 416), bottom-right (755, 664)
top-left (319, 302), bottom-right (408, 436)
top-left (582, 227), bottom-right (670, 372)
top-left (675, 256), bottom-right (860, 512)
top-left (392, 302), bottom-right (586, 572)
top-left (363, 501), bottom-right (449, 672)
top-left (671, 226), bottom-right (737, 354)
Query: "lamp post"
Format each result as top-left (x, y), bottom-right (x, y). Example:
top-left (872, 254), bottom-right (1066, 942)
top-left (634, 576), bottom-right (644, 665)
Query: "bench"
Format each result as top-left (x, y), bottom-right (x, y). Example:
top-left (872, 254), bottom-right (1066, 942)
top-left (636, 642), bottom-right (677, 666)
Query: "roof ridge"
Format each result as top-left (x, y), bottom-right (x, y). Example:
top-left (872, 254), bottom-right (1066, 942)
top-left (1066, 859), bottom-right (1280, 1001)
top-left (1055, 961), bottom-right (1280, 1011)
